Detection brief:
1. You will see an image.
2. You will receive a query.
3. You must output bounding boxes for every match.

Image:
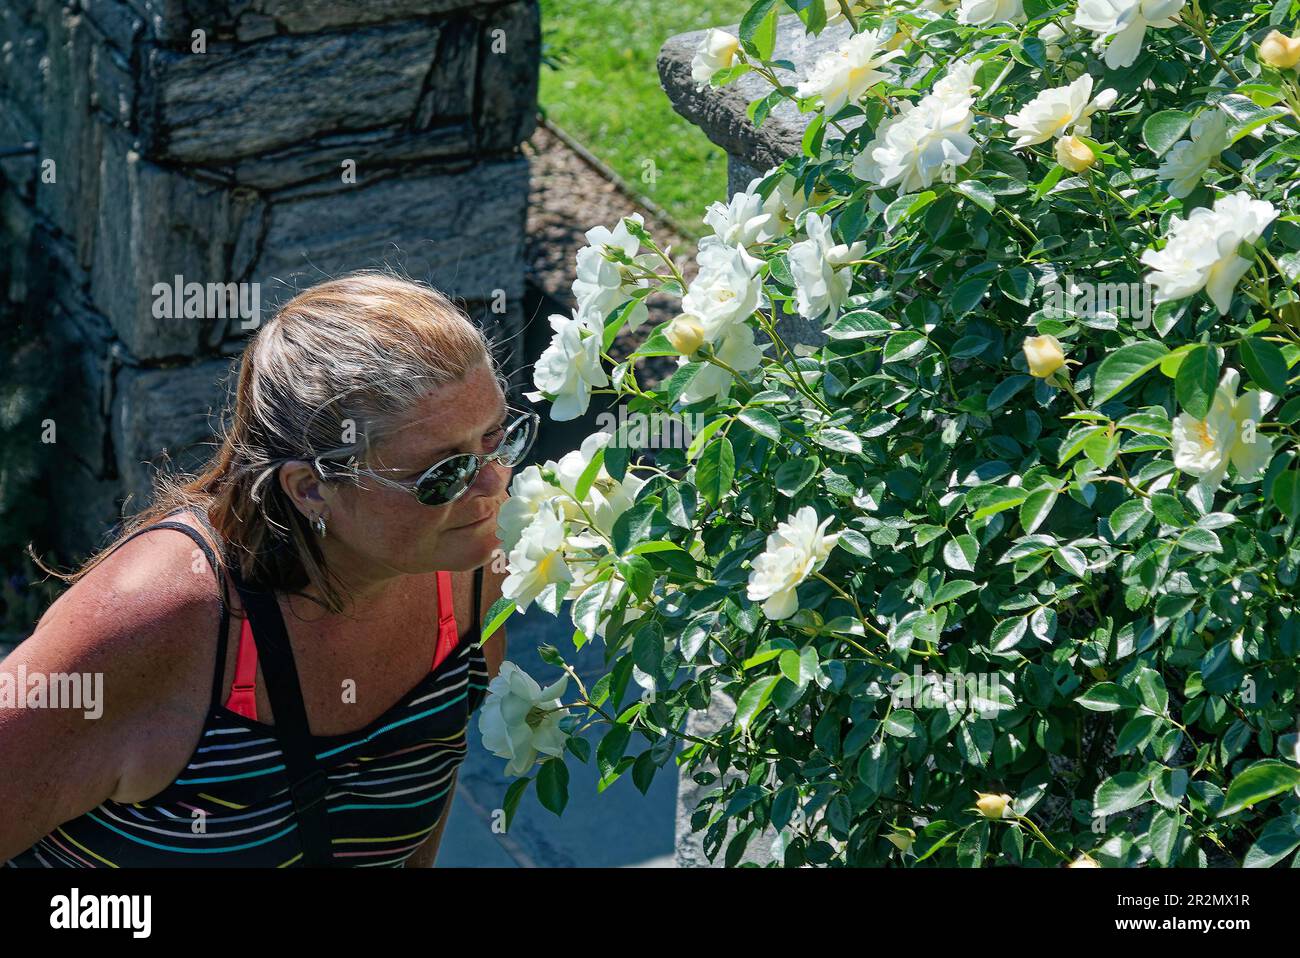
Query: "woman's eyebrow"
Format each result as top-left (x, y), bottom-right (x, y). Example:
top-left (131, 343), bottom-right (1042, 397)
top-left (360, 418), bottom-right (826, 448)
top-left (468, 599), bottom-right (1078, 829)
top-left (415, 401), bottom-right (510, 461)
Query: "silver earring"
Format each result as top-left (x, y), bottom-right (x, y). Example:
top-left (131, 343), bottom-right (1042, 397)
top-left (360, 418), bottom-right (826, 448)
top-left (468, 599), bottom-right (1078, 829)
top-left (311, 512), bottom-right (327, 538)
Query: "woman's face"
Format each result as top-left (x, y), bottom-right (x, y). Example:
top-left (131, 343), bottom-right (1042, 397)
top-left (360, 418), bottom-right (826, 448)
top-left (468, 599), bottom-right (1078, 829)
top-left (318, 361), bottom-right (514, 581)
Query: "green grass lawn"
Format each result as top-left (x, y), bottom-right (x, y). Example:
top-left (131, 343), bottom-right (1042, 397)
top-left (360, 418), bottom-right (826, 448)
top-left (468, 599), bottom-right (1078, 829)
top-left (538, 0), bottom-right (752, 236)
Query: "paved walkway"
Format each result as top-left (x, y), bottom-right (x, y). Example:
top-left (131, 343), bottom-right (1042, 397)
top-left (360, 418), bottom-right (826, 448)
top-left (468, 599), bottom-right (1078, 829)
top-left (438, 602), bottom-right (679, 867)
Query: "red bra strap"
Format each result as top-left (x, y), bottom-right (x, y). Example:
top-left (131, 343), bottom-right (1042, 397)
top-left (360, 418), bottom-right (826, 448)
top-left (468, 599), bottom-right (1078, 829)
top-left (225, 616), bottom-right (260, 720)
top-left (431, 570), bottom-right (460, 671)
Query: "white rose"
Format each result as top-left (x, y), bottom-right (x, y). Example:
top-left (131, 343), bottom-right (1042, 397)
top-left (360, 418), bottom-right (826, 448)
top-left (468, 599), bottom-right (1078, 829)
top-left (795, 29), bottom-right (904, 114)
top-left (1140, 191), bottom-right (1277, 315)
top-left (691, 29), bottom-right (739, 89)
top-left (572, 214), bottom-right (651, 330)
top-left (1157, 110), bottom-right (1229, 199)
top-left (497, 465), bottom-right (557, 552)
top-left (852, 76), bottom-right (977, 193)
top-left (747, 506), bottom-right (840, 620)
top-left (1173, 368), bottom-right (1276, 494)
top-left (682, 237), bottom-right (764, 342)
top-left (1074, 0), bottom-right (1186, 70)
top-left (703, 181), bottom-right (780, 248)
top-left (677, 322), bottom-right (765, 405)
top-left (957, 0), bottom-right (1025, 26)
top-left (502, 503), bottom-right (573, 612)
top-left (788, 212), bottom-right (866, 323)
top-left (478, 662), bottom-right (571, 777)
top-left (525, 309), bottom-right (610, 421)
top-left (1004, 74), bottom-right (1117, 148)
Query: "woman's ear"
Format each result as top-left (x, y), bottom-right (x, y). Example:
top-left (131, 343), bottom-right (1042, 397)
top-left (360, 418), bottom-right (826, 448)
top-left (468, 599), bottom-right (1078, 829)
top-left (278, 460), bottom-right (328, 518)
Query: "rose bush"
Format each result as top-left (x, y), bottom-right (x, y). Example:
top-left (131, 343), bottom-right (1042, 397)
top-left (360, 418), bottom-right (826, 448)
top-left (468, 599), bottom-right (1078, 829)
top-left (480, 0), bottom-right (1300, 867)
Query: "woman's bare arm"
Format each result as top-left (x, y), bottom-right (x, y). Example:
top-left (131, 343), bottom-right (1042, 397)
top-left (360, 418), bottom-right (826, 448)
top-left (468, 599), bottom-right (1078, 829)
top-left (0, 531), bottom-right (221, 862)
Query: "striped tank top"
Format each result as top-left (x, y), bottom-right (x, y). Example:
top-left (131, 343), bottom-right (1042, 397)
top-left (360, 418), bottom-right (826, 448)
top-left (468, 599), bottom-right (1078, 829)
top-left (5, 509), bottom-right (489, 868)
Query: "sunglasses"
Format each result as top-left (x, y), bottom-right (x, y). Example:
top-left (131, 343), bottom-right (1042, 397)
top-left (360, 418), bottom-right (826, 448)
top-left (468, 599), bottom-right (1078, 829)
top-left (325, 407), bottom-right (540, 507)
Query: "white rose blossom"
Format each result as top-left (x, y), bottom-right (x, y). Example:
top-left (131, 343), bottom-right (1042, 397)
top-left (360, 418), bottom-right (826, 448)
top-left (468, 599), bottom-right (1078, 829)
top-left (572, 214), bottom-right (651, 330)
top-left (1140, 191), bottom-right (1278, 314)
top-left (526, 309), bottom-right (610, 421)
top-left (691, 28), bottom-right (739, 89)
top-left (1172, 369), bottom-right (1276, 494)
top-left (677, 322), bottom-right (765, 404)
top-left (1003, 74), bottom-right (1117, 148)
top-left (747, 506), bottom-right (841, 620)
top-left (1073, 0), bottom-right (1186, 70)
top-left (680, 237), bottom-right (764, 343)
top-left (703, 180), bottom-right (781, 248)
top-left (478, 662), bottom-right (571, 777)
top-left (1157, 109), bottom-right (1230, 198)
top-left (501, 503), bottom-right (573, 612)
top-left (853, 60), bottom-right (979, 193)
top-left (795, 28), bottom-right (904, 114)
top-left (957, 0), bottom-right (1025, 27)
top-left (788, 211), bottom-right (866, 323)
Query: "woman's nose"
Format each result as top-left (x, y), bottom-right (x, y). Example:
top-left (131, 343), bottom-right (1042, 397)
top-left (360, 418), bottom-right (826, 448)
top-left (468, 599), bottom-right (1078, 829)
top-left (473, 460), bottom-right (510, 496)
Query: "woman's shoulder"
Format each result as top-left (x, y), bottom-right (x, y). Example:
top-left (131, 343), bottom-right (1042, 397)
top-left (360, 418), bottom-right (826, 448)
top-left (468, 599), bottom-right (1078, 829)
top-left (34, 515), bottom-right (226, 688)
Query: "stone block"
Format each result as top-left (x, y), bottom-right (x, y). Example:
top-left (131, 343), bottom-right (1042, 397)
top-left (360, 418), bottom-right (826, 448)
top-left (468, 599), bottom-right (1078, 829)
top-left (140, 20), bottom-right (443, 164)
top-left (123, 0), bottom-right (490, 44)
top-left (475, 0), bottom-right (539, 152)
top-left (111, 357), bottom-right (237, 505)
top-left (252, 156), bottom-right (528, 320)
top-left (90, 126), bottom-right (266, 360)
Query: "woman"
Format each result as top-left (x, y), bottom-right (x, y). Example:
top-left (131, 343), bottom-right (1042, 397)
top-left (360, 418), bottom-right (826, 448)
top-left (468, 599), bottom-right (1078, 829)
top-left (0, 272), bottom-right (534, 867)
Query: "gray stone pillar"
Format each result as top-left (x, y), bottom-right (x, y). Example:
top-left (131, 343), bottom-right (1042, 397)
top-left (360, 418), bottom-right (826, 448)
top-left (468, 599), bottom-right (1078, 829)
top-left (0, 0), bottom-right (539, 556)
top-left (658, 15), bottom-right (863, 867)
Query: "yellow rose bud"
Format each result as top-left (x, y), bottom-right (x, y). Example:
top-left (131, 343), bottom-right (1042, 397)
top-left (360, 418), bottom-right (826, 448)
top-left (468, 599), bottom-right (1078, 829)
top-left (1068, 853), bottom-right (1101, 868)
top-left (1023, 334), bottom-right (1066, 379)
top-left (975, 792), bottom-right (1012, 819)
top-left (1259, 30), bottom-right (1300, 69)
top-left (664, 316), bottom-right (705, 355)
top-left (1055, 134), bottom-right (1096, 173)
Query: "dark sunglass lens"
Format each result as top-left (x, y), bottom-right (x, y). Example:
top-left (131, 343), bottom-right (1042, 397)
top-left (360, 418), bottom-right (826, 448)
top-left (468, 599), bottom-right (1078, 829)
top-left (417, 456), bottom-right (478, 504)
top-left (500, 419), bottom-right (534, 465)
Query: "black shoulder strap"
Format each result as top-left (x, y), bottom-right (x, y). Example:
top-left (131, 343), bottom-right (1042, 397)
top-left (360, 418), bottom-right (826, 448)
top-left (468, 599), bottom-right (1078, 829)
top-left (109, 515), bottom-right (231, 713)
top-left (472, 565), bottom-right (484, 637)
top-left (227, 573), bottom-right (335, 868)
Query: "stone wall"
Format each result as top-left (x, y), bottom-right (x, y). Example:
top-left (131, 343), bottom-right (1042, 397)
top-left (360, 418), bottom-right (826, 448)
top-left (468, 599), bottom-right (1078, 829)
top-left (0, 0), bottom-right (538, 556)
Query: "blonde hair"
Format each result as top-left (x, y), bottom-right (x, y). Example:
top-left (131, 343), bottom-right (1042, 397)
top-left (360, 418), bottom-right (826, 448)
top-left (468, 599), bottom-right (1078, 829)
top-left (56, 270), bottom-right (501, 613)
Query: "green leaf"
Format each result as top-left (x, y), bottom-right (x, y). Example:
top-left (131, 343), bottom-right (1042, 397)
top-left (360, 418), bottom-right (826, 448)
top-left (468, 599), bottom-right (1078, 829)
top-left (954, 179), bottom-right (996, 213)
top-left (1149, 808), bottom-right (1182, 866)
top-left (775, 457), bottom-right (818, 496)
top-left (1143, 109), bottom-right (1193, 157)
top-left (1274, 469), bottom-right (1300, 521)
top-left (957, 820), bottom-right (989, 868)
top-left (943, 534), bottom-right (979, 571)
top-left (536, 758), bottom-right (570, 816)
top-left (814, 427), bottom-right (863, 455)
top-left (1076, 682), bottom-right (1131, 712)
top-left (501, 777), bottom-right (531, 831)
top-left (739, 408), bottom-right (782, 441)
top-left (1240, 337), bottom-right (1289, 393)
top-left (1244, 815), bottom-right (1300, 867)
top-left (1219, 760), bottom-right (1300, 817)
top-left (1174, 345), bottom-right (1220, 419)
top-left (1019, 487), bottom-right (1058, 534)
top-left (1093, 341), bottom-right (1170, 405)
top-left (735, 675), bottom-right (782, 736)
top-left (1094, 771), bottom-right (1152, 816)
top-left (480, 597), bottom-right (516, 644)
top-left (695, 436), bottom-right (736, 508)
